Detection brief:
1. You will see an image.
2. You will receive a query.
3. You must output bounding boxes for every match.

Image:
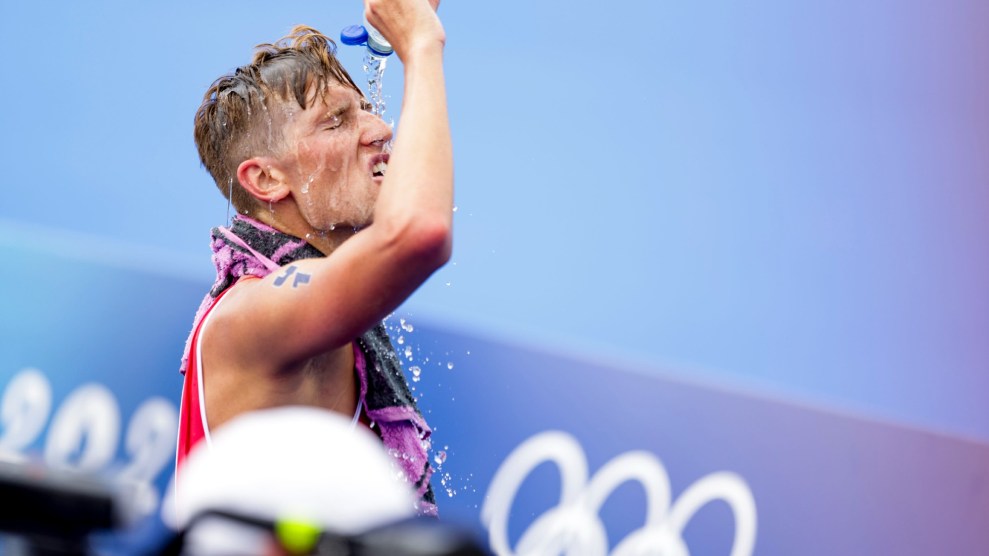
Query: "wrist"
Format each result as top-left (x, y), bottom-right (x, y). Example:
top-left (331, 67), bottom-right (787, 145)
top-left (397, 34), bottom-right (446, 63)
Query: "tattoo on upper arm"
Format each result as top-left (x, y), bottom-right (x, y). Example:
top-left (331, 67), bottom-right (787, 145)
top-left (273, 265), bottom-right (312, 289)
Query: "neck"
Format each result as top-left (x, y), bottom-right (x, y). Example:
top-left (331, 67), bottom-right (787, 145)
top-left (242, 203), bottom-right (361, 256)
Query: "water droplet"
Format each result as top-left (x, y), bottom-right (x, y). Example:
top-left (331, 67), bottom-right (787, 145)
top-left (445, 282), bottom-right (452, 287)
top-left (397, 335), bottom-right (405, 345)
top-left (434, 450), bottom-right (447, 465)
top-left (447, 362), bottom-right (454, 370)
top-left (466, 351), bottom-right (471, 356)
top-left (452, 206), bottom-right (458, 213)
top-left (404, 346), bottom-right (413, 359)
top-left (410, 366), bottom-right (421, 382)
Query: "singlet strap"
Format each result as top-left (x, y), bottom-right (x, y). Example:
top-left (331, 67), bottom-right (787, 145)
top-left (351, 398), bottom-right (363, 428)
top-left (351, 343), bottom-right (369, 429)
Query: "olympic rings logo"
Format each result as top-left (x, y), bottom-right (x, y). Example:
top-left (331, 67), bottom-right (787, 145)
top-left (481, 431), bottom-right (757, 556)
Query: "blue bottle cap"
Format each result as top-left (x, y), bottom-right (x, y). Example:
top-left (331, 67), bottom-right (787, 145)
top-left (340, 25), bottom-right (368, 46)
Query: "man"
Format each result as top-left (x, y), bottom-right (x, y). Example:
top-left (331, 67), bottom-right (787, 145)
top-left (176, 0), bottom-right (450, 517)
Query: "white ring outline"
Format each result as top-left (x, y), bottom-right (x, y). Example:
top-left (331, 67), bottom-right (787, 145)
top-left (481, 431), bottom-right (757, 556)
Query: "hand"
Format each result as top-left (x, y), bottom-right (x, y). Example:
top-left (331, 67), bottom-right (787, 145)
top-left (364, 0), bottom-right (445, 60)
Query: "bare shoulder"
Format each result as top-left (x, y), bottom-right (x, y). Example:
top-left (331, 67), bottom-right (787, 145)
top-left (199, 276), bottom-right (273, 372)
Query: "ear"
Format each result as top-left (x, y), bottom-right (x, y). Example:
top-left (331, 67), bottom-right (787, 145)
top-left (237, 157), bottom-right (291, 203)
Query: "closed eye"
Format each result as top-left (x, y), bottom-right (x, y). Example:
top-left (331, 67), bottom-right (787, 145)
top-left (322, 113), bottom-right (344, 130)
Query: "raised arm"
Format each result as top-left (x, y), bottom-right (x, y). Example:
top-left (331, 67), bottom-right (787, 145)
top-left (364, 0), bottom-right (452, 252)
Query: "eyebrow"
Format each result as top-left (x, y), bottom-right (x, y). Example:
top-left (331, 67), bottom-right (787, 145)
top-left (311, 101), bottom-right (350, 127)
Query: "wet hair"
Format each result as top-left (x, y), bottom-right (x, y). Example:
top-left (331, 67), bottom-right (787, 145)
top-left (194, 25), bottom-right (363, 212)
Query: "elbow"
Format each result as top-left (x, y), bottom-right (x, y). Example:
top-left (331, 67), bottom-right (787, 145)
top-left (391, 217), bottom-right (452, 271)
top-left (411, 219), bottom-right (453, 269)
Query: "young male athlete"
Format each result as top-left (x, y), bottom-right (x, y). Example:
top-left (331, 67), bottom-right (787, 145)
top-left (176, 0), bottom-right (450, 515)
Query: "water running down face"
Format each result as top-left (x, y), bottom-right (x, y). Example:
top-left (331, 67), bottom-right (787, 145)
top-left (276, 82), bottom-right (393, 235)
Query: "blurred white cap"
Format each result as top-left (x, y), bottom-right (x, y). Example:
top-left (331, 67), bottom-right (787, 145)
top-left (162, 406), bottom-right (416, 554)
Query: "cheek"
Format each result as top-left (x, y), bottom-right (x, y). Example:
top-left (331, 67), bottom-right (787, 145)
top-left (293, 147), bottom-right (348, 185)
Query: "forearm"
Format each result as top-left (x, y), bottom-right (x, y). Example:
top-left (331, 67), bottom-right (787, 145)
top-left (372, 41), bottom-right (453, 249)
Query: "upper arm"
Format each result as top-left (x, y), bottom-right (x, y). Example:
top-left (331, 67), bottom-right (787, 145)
top-left (210, 220), bottom-right (450, 371)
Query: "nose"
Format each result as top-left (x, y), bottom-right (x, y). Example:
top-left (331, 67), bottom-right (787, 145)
top-left (360, 109), bottom-right (393, 147)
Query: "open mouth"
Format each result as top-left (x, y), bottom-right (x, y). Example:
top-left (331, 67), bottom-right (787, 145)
top-left (371, 154), bottom-right (389, 178)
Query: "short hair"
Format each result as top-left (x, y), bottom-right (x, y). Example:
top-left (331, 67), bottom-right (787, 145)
top-left (194, 25), bottom-right (363, 212)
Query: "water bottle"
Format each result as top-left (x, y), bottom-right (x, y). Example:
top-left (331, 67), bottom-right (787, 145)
top-left (340, 18), bottom-right (394, 57)
top-left (341, 17), bottom-right (393, 118)
top-left (363, 17), bottom-right (393, 57)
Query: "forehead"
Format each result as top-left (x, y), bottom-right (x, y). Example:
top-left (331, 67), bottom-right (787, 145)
top-left (278, 81), bottom-right (363, 140)
top-left (303, 81), bottom-right (361, 112)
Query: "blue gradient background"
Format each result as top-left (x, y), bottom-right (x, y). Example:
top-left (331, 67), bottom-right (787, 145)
top-left (1, 2), bottom-right (987, 549)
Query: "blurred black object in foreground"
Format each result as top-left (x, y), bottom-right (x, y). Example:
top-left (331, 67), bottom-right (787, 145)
top-left (0, 460), bottom-right (125, 555)
top-left (154, 509), bottom-right (488, 556)
top-left (0, 460), bottom-right (488, 555)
